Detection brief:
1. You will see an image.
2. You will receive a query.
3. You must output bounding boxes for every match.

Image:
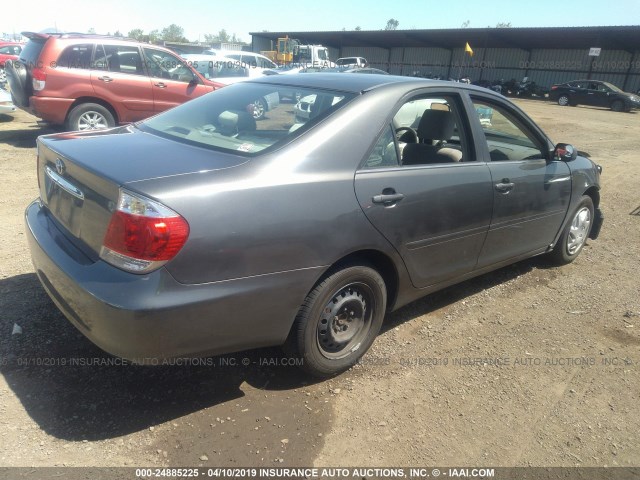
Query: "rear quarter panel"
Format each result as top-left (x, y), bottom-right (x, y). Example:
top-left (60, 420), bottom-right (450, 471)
top-left (127, 87), bottom-right (409, 286)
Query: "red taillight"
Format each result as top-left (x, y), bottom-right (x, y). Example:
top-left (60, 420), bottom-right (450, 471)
top-left (104, 211), bottom-right (189, 261)
top-left (100, 190), bottom-right (189, 273)
top-left (32, 68), bottom-right (47, 91)
top-left (551, 85), bottom-right (558, 90)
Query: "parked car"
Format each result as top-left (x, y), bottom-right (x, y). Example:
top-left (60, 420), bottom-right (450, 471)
top-left (218, 50), bottom-right (278, 70)
top-left (336, 57), bottom-right (368, 68)
top-left (0, 88), bottom-right (16, 115)
top-left (26, 74), bottom-right (603, 377)
top-left (0, 42), bottom-right (22, 67)
top-left (471, 79), bottom-right (502, 94)
top-left (5, 32), bottom-right (222, 131)
top-left (550, 79), bottom-right (640, 112)
top-left (0, 41), bottom-right (23, 85)
top-left (182, 54), bottom-right (279, 119)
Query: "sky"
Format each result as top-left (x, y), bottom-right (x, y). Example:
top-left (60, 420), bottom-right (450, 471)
top-left (2, 0), bottom-right (640, 43)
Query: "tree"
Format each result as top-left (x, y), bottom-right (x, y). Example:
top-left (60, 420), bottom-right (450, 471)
top-left (147, 29), bottom-right (160, 43)
top-left (385, 18), bottom-right (399, 30)
top-left (217, 29), bottom-right (230, 42)
top-left (461, 20), bottom-right (470, 28)
top-left (355, 26), bottom-right (361, 31)
top-left (128, 28), bottom-right (144, 41)
top-left (161, 24), bottom-right (188, 42)
top-left (113, 30), bottom-right (123, 37)
top-left (203, 29), bottom-right (243, 45)
top-left (87, 27), bottom-right (96, 34)
top-left (495, 22), bottom-right (512, 28)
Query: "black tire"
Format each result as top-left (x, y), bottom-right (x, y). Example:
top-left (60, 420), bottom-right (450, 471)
top-left (557, 94), bottom-right (570, 107)
top-left (549, 196), bottom-right (594, 265)
top-left (611, 100), bottom-right (624, 112)
top-left (284, 265), bottom-right (387, 378)
top-left (5, 60), bottom-right (30, 107)
top-left (66, 103), bottom-right (115, 131)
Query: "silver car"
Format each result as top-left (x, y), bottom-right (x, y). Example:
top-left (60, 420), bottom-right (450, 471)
top-left (0, 88), bottom-right (16, 115)
top-left (26, 74), bottom-right (603, 377)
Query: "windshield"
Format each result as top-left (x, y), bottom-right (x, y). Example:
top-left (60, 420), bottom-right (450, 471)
top-left (140, 82), bottom-right (354, 155)
top-left (603, 82), bottom-right (623, 93)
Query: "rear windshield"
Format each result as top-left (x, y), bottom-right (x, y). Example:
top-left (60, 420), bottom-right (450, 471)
top-left (139, 82), bottom-right (355, 155)
top-left (19, 39), bottom-right (46, 67)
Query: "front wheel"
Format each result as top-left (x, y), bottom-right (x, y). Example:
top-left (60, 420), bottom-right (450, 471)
top-left (67, 103), bottom-right (115, 131)
top-left (549, 196), bottom-right (594, 265)
top-left (285, 265), bottom-right (387, 377)
top-left (611, 100), bottom-right (625, 112)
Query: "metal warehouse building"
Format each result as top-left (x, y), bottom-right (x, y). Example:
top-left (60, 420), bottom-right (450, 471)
top-left (250, 26), bottom-right (640, 92)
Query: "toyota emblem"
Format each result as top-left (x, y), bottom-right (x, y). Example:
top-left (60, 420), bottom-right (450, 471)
top-left (55, 158), bottom-right (65, 175)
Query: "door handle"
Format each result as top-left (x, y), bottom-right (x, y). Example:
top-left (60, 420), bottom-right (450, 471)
top-left (154, 82), bottom-right (167, 88)
top-left (97, 76), bottom-right (113, 83)
top-left (372, 192), bottom-right (405, 206)
top-left (495, 180), bottom-right (515, 193)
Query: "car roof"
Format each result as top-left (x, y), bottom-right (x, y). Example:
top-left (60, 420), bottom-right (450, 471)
top-left (219, 50), bottom-right (271, 59)
top-left (250, 72), bottom-right (466, 94)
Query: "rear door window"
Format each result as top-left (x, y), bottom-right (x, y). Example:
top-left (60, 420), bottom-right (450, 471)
top-left (98, 44), bottom-right (145, 76)
top-left (57, 44), bottom-right (93, 69)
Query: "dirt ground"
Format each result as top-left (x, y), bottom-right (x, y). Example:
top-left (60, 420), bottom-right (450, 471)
top-left (0, 97), bottom-right (638, 470)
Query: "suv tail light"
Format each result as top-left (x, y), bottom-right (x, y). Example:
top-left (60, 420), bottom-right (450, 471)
top-left (100, 190), bottom-right (189, 274)
top-left (32, 68), bottom-right (47, 91)
top-left (550, 85), bottom-right (558, 90)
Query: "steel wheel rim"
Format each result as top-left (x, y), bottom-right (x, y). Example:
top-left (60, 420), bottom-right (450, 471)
top-left (78, 111), bottom-right (108, 130)
top-left (558, 96), bottom-right (569, 106)
top-left (317, 282), bottom-right (374, 360)
top-left (567, 207), bottom-right (591, 255)
top-left (252, 99), bottom-right (265, 119)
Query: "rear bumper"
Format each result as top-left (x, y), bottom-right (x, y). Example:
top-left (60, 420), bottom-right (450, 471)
top-left (29, 96), bottom-right (74, 125)
top-left (26, 200), bottom-right (321, 362)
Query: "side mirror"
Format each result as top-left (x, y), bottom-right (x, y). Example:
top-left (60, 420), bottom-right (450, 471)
top-left (553, 143), bottom-right (578, 162)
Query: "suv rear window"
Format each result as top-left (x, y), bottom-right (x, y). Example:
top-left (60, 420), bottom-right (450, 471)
top-left (19, 39), bottom-right (46, 67)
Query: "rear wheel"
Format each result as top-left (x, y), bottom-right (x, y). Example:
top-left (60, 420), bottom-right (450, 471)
top-left (557, 94), bottom-right (570, 106)
top-left (549, 196), bottom-right (594, 265)
top-left (66, 103), bottom-right (115, 131)
top-left (611, 100), bottom-right (624, 112)
top-left (285, 265), bottom-right (387, 377)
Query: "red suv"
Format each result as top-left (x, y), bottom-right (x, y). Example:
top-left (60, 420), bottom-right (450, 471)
top-left (6, 32), bottom-right (222, 130)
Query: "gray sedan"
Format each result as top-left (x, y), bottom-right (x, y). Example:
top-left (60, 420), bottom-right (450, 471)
top-left (26, 74), bottom-right (603, 377)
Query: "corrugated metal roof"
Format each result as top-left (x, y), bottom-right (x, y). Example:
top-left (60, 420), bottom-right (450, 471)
top-left (250, 26), bottom-right (640, 51)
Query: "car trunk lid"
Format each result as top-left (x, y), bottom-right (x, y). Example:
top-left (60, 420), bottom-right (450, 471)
top-left (37, 126), bottom-right (249, 257)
